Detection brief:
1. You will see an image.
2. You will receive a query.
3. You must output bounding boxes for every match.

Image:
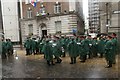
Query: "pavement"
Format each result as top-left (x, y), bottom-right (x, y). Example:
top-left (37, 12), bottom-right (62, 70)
top-left (2, 49), bottom-right (120, 79)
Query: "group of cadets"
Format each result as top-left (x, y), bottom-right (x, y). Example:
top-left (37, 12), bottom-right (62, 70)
top-left (24, 33), bottom-right (117, 68)
top-left (2, 39), bottom-right (13, 59)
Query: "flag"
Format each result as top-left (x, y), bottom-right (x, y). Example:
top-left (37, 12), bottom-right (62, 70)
top-left (31, 0), bottom-right (38, 7)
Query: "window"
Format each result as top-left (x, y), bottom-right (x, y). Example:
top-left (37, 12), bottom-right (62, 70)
top-left (28, 24), bottom-right (33, 34)
top-left (25, 0), bottom-right (31, 4)
top-left (54, 2), bottom-right (61, 14)
top-left (27, 8), bottom-right (32, 18)
top-left (40, 4), bottom-right (46, 15)
top-left (55, 21), bottom-right (61, 33)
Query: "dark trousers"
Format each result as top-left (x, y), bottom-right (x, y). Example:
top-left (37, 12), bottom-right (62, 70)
top-left (26, 49), bottom-right (30, 55)
top-left (47, 60), bottom-right (54, 66)
top-left (62, 52), bottom-right (66, 57)
top-left (107, 60), bottom-right (112, 67)
top-left (70, 57), bottom-right (76, 63)
top-left (56, 56), bottom-right (62, 63)
top-left (2, 53), bottom-right (7, 59)
top-left (99, 53), bottom-right (103, 58)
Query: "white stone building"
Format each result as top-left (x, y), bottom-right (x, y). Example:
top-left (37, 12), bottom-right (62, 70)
top-left (20, 0), bottom-right (84, 42)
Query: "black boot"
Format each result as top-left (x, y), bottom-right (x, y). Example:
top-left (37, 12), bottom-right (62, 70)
top-left (62, 52), bottom-right (66, 57)
top-left (105, 61), bottom-right (112, 68)
top-left (99, 54), bottom-right (103, 58)
top-left (51, 61), bottom-right (55, 65)
top-left (70, 57), bottom-right (74, 64)
top-left (47, 60), bottom-right (50, 66)
top-left (73, 57), bottom-right (76, 64)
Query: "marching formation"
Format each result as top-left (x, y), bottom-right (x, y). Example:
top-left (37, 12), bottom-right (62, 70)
top-left (23, 33), bottom-right (118, 68)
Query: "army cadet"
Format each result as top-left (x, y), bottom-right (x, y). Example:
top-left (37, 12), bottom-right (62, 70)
top-left (67, 37), bottom-right (79, 64)
top-left (80, 36), bottom-right (89, 62)
top-left (2, 39), bottom-right (7, 59)
top-left (87, 35), bottom-right (93, 59)
top-left (52, 37), bottom-right (62, 63)
top-left (31, 38), bottom-right (37, 55)
top-left (92, 37), bottom-right (98, 57)
top-left (104, 36), bottom-right (114, 68)
top-left (24, 38), bottom-right (31, 55)
top-left (59, 35), bottom-right (66, 57)
top-left (42, 39), bottom-right (54, 66)
top-left (39, 38), bottom-right (45, 54)
top-left (111, 33), bottom-right (117, 64)
top-left (98, 36), bottom-right (105, 58)
top-left (6, 39), bottom-right (13, 56)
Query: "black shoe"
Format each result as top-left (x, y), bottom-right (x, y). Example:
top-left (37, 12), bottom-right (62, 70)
top-left (51, 61), bottom-right (55, 65)
top-left (26, 54), bottom-right (29, 56)
top-left (70, 62), bottom-right (73, 64)
top-left (105, 65), bottom-right (112, 68)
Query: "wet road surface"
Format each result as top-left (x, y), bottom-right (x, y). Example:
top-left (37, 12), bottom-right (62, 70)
top-left (2, 49), bottom-right (119, 79)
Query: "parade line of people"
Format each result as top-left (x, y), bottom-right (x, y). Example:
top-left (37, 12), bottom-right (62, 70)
top-left (2, 33), bottom-right (118, 68)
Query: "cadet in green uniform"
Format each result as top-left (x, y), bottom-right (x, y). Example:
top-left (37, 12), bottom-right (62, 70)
top-left (67, 38), bottom-right (79, 64)
top-left (98, 36), bottom-right (105, 58)
top-left (111, 33), bottom-right (117, 64)
top-left (104, 36), bottom-right (114, 68)
top-left (2, 39), bottom-right (7, 59)
top-left (60, 36), bottom-right (66, 57)
top-left (52, 37), bottom-right (62, 63)
top-left (38, 38), bottom-right (45, 54)
top-left (6, 39), bottom-right (13, 56)
top-left (87, 35), bottom-right (93, 59)
top-left (80, 36), bottom-right (89, 62)
top-left (92, 37), bottom-right (98, 57)
top-left (42, 40), bottom-right (54, 66)
top-left (31, 39), bottom-right (37, 55)
top-left (24, 38), bottom-right (31, 55)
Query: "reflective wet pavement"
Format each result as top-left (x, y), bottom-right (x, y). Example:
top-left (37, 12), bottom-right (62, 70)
top-left (2, 49), bottom-right (119, 79)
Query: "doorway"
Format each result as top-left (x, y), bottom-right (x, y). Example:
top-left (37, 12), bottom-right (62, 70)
top-left (42, 30), bottom-right (47, 38)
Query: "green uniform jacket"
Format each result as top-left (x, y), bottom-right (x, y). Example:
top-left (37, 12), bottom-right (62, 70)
top-left (2, 41), bottom-right (6, 54)
top-left (31, 40), bottom-right (37, 51)
top-left (67, 40), bottom-right (79, 57)
top-left (24, 40), bottom-right (31, 49)
top-left (38, 40), bottom-right (45, 52)
top-left (6, 41), bottom-right (13, 50)
top-left (111, 38), bottom-right (117, 54)
top-left (98, 39), bottom-right (105, 54)
top-left (42, 42), bottom-right (53, 61)
top-left (80, 39), bottom-right (90, 55)
top-left (105, 40), bottom-right (114, 61)
top-left (92, 40), bottom-right (98, 53)
top-left (52, 41), bottom-right (62, 57)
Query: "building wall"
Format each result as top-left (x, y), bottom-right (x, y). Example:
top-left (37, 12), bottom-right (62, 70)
top-left (20, 1), bottom-right (84, 42)
top-left (88, 0), bottom-right (100, 34)
top-left (22, 2), bottom-right (70, 19)
top-left (99, 2), bottom-right (120, 34)
top-left (1, 0), bottom-right (20, 42)
top-left (21, 14), bottom-right (82, 41)
top-left (0, 1), bottom-right (3, 33)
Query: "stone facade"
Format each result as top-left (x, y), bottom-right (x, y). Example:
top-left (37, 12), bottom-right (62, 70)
top-left (20, 1), bottom-right (84, 42)
top-left (99, 2), bottom-right (120, 35)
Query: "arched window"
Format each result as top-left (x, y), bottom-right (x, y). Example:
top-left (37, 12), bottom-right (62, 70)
top-left (27, 7), bottom-right (32, 18)
top-left (54, 2), bottom-right (61, 14)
